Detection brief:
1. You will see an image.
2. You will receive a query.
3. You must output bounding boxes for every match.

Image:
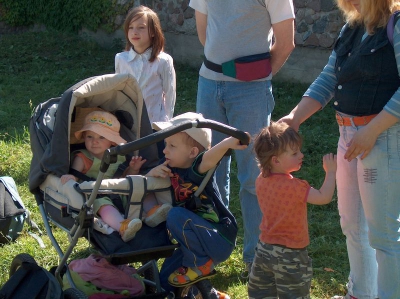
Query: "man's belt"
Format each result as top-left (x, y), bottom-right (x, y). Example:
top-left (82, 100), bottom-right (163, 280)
top-left (203, 52), bottom-right (271, 81)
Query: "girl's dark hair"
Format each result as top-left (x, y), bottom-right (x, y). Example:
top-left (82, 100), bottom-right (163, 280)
top-left (123, 5), bottom-right (165, 62)
top-left (253, 122), bottom-right (302, 177)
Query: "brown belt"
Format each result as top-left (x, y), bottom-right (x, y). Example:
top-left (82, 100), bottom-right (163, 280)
top-left (335, 113), bottom-right (378, 126)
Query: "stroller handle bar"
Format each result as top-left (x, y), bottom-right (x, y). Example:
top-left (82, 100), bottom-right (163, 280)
top-left (100, 119), bottom-right (250, 172)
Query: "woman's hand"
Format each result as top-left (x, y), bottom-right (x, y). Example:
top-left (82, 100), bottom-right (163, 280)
top-left (344, 125), bottom-right (379, 161)
top-left (344, 111), bottom-right (399, 161)
top-left (278, 113), bottom-right (300, 131)
top-left (278, 97), bottom-right (322, 132)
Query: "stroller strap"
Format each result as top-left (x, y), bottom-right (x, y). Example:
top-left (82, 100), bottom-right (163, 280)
top-left (69, 168), bottom-right (95, 182)
top-left (68, 157), bottom-right (129, 183)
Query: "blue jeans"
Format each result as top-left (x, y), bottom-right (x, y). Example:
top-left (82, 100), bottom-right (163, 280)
top-left (196, 76), bottom-right (274, 263)
top-left (159, 207), bottom-right (234, 292)
top-left (336, 121), bottom-right (400, 299)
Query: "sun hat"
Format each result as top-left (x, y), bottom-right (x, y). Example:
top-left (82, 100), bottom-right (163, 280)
top-left (74, 111), bottom-right (126, 145)
top-left (152, 112), bottom-right (212, 149)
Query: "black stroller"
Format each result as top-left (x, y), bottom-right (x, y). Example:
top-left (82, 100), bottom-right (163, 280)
top-left (26, 73), bottom-right (249, 298)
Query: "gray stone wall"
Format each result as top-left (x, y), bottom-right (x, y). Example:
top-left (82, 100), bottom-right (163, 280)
top-left (114, 0), bottom-right (345, 50)
top-left (294, 0), bottom-right (344, 48)
top-left (106, 0), bottom-right (345, 83)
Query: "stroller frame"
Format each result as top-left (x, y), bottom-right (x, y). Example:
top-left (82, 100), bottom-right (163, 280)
top-left (29, 74), bottom-right (249, 298)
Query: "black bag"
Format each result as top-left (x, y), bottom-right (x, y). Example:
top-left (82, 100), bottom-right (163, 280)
top-left (0, 176), bottom-right (43, 246)
top-left (0, 258), bottom-right (63, 299)
top-left (0, 177), bottom-right (27, 244)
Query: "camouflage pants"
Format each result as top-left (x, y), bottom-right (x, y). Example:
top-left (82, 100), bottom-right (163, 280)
top-left (247, 241), bottom-right (312, 299)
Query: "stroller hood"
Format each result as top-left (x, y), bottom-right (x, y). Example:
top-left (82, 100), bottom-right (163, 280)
top-left (29, 73), bottom-right (156, 193)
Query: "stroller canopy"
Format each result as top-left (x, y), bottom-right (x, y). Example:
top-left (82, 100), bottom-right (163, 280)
top-left (29, 73), bottom-right (156, 193)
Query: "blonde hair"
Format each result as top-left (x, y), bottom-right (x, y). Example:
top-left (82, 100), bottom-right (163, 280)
top-left (337, 0), bottom-right (400, 34)
top-left (123, 5), bottom-right (165, 62)
top-left (253, 122), bottom-right (302, 177)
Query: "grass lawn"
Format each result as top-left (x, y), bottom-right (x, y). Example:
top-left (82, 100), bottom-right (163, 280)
top-left (0, 30), bottom-right (348, 298)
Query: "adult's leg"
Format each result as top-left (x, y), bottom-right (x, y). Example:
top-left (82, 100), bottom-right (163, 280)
top-left (358, 123), bottom-right (400, 299)
top-left (336, 125), bottom-right (378, 299)
top-left (223, 80), bottom-right (272, 263)
top-left (196, 76), bottom-right (230, 207)
top-left (197, 77), bottom-right (273, 263)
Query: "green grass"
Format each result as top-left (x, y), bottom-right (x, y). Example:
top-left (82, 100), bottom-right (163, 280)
top-left (0, 30), bottom-right (348, 298)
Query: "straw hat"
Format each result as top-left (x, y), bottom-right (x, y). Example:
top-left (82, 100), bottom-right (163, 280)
top-left (75, 111), bottom-right (126, 145)
top-left (152, 112), bottom-right (211, 149)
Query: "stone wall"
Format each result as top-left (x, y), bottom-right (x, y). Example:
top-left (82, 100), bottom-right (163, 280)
top-left (294, 0), bottom-right (344, 48)
top-left (114, 0), bottom-right (345, 50)
top-left (0, 0), bottom-right (343, 83)
top-left (106, 0), bottom-right (345, 83)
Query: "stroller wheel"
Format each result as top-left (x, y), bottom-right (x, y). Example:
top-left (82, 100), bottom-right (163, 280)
top-left (63, 288), bottom-right (88, 299)
top-left (9, 253), bottom-right (37, 277)
top-left (177, 279), bottom-right (217, 299)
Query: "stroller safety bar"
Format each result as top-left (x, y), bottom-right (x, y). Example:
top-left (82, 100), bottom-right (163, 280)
top-left (100, 119), bottom-right (250, 172)
top-left (78, 176), bottom-right (171, 194)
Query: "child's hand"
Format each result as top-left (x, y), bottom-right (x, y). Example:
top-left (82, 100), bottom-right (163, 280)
top-left (322, 153), bottom-right (337, 173)
top-left (225, 133), bottom-right (251, 150)
top-left (129, 156), bottom-right (147, 172)
top-left (146, 160), bottom-right (172, 178)
top-left (60, 174), bottom-right (77, 185)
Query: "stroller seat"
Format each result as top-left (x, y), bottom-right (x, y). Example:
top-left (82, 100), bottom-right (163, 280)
top-left (40, 173), bottom-right (171, 230)
top-left (28, 73), bottom-right (250, 298)
top-left (29, 73), bottom-right (176, 265)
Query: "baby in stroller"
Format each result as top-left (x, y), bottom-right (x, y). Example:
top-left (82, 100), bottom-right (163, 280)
top-left (61, 110), bottom-right (172, 242)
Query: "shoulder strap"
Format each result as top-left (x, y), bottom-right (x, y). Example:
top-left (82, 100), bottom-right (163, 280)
top-left (69, 158), bottom-right (129, 181)
top-left (112, 158), bottom-right (129, 178)
top-left (71, 150), bottom-right (128, 180)
top-left (387, 10), bottom-right (400, 46)
top-left (69, 167), bottom-right (95, 182)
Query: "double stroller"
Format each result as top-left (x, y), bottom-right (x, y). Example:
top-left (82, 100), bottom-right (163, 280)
top-left (25, 73), bottom-right (248, 298)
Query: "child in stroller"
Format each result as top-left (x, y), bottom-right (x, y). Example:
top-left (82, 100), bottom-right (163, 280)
top-left (28, 73), bottom-right (250, 298)
top-left (147, 113), bottom-right (249, 296)
top-left (61, 110), bottom-right (172, 242)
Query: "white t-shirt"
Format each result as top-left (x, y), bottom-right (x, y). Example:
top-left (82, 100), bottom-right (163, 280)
top-left (189, 0), bottom-right (295, 81)
top-left (115, 48), bottom-right (176, 122)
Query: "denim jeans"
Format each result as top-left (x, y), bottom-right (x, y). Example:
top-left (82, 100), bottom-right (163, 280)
top-left (196, 76), bottom-right (274, 263)
top-left (159, 207), bottom-right (234, 292)
top-left (336, 121), bottom-right (400, 299)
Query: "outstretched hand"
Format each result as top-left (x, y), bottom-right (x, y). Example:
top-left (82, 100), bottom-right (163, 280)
top-left (129, 156), bottom-right (147, 172)
top-left (322, 153), bottom-right (337, 173)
